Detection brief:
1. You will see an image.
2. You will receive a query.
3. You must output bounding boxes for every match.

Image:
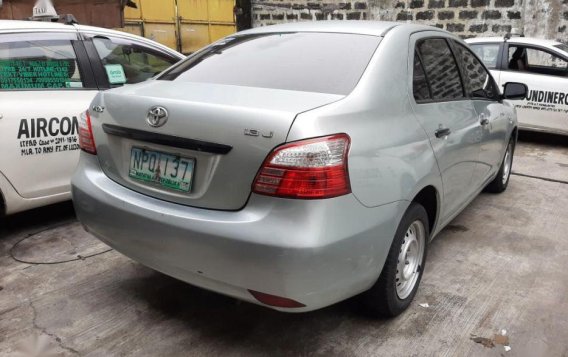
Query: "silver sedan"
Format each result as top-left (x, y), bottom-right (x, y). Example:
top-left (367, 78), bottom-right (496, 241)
top-left (72, 21), bottom-right (526, 317)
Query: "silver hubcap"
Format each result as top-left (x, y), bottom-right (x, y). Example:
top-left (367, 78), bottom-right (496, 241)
top-left (396, 220), bottom-right (426, 300)
top-left (502, 143), bottom-right (513, 185)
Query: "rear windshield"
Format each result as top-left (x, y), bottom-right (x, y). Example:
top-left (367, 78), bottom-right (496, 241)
top-left (158, 33), bottom-right (381, 95)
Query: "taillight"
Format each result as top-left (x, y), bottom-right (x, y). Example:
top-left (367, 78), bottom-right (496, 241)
top-left (252, 134), bottom-right (351, 199)
top-left (78, 110), bottom-right (96, 154)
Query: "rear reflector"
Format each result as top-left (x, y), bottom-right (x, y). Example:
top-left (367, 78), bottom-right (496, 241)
top-left (78, 110), bottom-right (96, 155)
top-left (252, 134), bottom-right (351, 199)
top-left (248, 290), bottom-right (306, 308)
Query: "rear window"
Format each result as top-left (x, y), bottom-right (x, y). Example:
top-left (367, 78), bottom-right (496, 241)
top-left (553, 44), bottom-right (568, 54)
top-left (159, 33), bottom-right (381, 95)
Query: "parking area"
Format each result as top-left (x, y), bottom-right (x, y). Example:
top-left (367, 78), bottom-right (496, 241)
top-left (0, 132), bottom-right (567, 357)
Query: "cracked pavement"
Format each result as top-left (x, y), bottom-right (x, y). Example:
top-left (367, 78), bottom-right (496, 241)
top-left (1, 132), bottom-right (567, 356)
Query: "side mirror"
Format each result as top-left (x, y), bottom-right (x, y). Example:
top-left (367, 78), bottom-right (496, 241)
top-left (502, 82), bottom-right (528, 100)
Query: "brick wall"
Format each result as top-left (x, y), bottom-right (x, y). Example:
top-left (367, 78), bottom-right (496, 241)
top-left (252, 0), bottom-right (568, 41)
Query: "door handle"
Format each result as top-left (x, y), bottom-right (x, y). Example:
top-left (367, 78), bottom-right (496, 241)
top-left (479, 114), bottom-right (490, 126)
top-left (435, 127), bottom-right (451, 138)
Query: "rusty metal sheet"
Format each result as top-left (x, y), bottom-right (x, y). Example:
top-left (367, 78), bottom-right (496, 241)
top-left (178, 0), bottom-right (208, 22)
top-left (0, 0), bottom-right (124, 28)
top-left (208, 0), bottom-right (235, 23)
top-left (180, 23), bottom-right (209, 54)
top-left (138, 0), bottom-right (175, 21)
top-left (144, 22), bottom-right (177, 50)
top-left (210, 23), bottom-right (235, 42)
top-left (118, 23), bottom-right (144, 37)
top-left (123, 1), bottom-right (142, 20)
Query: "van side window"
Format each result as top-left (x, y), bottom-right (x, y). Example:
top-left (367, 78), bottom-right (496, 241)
top-left (417, 39), bottom-right (465, 101)
top-left (413, 51), bottom-right (431, 101)
top-left (453, 42), bottom-right (499, 100)
top-left (0, 38), bottom-right (84, 90)
top-left (508, 45), bottom-right (568, 77)
top-left (469, 44), bottom-right (500, 69)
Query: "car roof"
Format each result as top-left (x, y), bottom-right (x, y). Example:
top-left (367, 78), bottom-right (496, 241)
top-left (0, 20), bottom-right (184, 58)
top-left (0, 19), bottom-right (74, 31)
top-left (466, 36), bottom-right (563, 47)
top-left (237, 21), bottom-right (437, 37)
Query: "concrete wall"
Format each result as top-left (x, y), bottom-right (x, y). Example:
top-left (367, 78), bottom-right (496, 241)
top-left (252, 0), bottom-right (568, 40)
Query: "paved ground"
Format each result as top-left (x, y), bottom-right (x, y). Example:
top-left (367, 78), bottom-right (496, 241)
top-left (1, 132), bottom-right (567, 357)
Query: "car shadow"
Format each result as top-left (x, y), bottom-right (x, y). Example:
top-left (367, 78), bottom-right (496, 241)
top-left (118, 270), bottom-right (384, 354)
top-left (0, 201), bottom-right (76, 240)
top-left (517, 130), bottom-right (567, 147)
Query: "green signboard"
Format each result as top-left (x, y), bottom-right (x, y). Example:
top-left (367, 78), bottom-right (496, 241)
top-left (0, 59), bottom-right (82, 90)
top-left (105, 64), bottom-right (127, 84)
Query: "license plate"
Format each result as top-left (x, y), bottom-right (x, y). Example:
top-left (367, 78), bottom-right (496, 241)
top-left (129, 147), bottom-right (195, 193)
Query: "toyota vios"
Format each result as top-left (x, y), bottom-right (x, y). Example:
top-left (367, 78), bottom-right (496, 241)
top-left (72, 22), bottom-right (526, 317)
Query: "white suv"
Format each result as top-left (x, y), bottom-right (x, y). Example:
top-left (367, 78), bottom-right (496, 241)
top-left (466, 36), bottom-right (568, 136)
top-left (0, 20), bottom-right (185, 216)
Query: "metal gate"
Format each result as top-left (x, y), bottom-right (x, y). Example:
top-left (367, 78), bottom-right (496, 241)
top-left (120, 0), bottom-right (237, 54)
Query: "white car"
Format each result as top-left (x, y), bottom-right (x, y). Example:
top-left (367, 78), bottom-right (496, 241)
top-left (466, 36), bottom-right (568, 135)
top-left (0, 20), bottom-right (185, 217)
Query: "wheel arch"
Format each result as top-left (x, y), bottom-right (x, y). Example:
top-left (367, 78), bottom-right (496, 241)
top-left (511, 126), bottom-right (518, 143)
top-left (411, 185), bottom-right (440, 237)
top-left (0, 186), bottom-right (5, 218)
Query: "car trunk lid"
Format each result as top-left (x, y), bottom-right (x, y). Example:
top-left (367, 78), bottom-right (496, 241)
top-left (91, 81), bottom-right (343, 210)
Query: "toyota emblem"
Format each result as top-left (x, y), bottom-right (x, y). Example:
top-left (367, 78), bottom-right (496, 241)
top-left (146, 106), bottom-right (169, 128)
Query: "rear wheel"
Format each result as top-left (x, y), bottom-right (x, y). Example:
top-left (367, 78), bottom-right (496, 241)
top-left (485, 137), bottom-right (515, 193)
top-left (362, 202), bottom-right (429, 317)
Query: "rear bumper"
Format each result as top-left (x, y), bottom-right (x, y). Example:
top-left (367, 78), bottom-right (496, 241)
top-left (72, 153), bottom-right (406, 312)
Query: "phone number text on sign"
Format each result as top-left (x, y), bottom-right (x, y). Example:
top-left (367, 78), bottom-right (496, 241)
top-left (17, 116), bottom-right (81, 156)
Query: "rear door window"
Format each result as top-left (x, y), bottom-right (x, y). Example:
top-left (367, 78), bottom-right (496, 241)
top-left (91, 36), bottom-right (179, 86)
top-left (416, 38), bottom-right (465, 101)
top-left (452, 42), bottom-right (499, 100)
top-left (0, 33), bottom-right (85, 90)
top-left (159, 33), bottom-right (381, 95)
top-left (413, 51), bottom-right (431, 101)
top-left (469, 44), bottom-right (501, 69)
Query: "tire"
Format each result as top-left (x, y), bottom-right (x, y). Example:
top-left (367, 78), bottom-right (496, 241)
top-left (0, 194), bottom-right (5, 232)
top-left (362, 202), bottom-right (429, 318)
top-left (485, 137), bottom-right (515, 194)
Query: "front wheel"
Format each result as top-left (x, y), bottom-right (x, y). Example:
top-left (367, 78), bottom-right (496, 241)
top-left (485, 137), bottom-right (515, 193)
top-left (362, 202), bottom-right (429, 317)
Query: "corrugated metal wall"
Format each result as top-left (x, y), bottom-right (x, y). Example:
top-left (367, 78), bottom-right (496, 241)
top-left (120, 0), bottom-right (237, 53)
